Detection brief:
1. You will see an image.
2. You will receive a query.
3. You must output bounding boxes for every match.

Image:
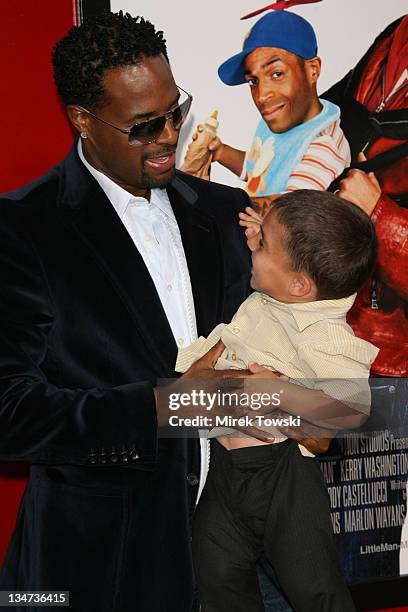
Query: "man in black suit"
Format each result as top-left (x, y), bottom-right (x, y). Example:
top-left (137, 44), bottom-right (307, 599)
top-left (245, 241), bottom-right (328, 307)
top-left (0, 11), bottom-right (260, 612)
top-left (0, 11), bottom-right (344, 612)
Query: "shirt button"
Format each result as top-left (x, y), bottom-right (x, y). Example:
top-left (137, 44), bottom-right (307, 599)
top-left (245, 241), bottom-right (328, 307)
top-left (231, 352), bottom-right (237, 361)
top-left (166, 284), bottom-right (173, 292)
top-left (186, 473), bottom-right (199, 486)
top-left (261, 298), bottom-right (268, 305)
top-left (232, 327), bottom-right (240, 334)
top-left (177, 338), bottom-right (184, 346)
top-left (144, 235), bottom-right (152, 242)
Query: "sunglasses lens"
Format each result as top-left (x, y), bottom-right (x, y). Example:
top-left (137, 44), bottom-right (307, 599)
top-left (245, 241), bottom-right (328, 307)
top-left (172, 97), bottom-right (192, 130)
top-left (128, 93), bottom-right (192, 146)
top-left (128, 116), bottom-right (166, 146)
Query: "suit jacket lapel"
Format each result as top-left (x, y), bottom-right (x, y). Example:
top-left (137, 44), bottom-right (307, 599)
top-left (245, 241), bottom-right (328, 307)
top-left (168, 175), bottom-right (224, 337)
top-left (58, 147), bottom-right (177, 376)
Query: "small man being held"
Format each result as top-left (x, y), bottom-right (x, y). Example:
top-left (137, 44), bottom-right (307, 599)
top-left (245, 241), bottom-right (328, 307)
top-left (176, 190), bottom-right (379, 612)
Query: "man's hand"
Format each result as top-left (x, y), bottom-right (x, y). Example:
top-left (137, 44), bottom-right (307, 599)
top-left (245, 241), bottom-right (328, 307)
top-left (269, 409), bottom-right (334, 454)
top-left (299, 436), bottom-right (332, 455)
top-left (338, 152), bottom-right (382, 216)
top-left (180, 340), bottom-right (250, 381)
top-left (156, 342), bottom-right (275, 442)
top-left (247, 363), bottom-right (337, 452)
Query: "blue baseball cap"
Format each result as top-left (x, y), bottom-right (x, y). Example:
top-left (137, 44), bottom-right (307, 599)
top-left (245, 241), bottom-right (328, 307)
top-left (218, 11), bottom-right (318, 86)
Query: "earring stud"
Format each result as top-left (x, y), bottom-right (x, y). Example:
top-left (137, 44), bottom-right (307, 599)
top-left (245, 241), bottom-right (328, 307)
top-left (80, 132), bottom-right (88, 139)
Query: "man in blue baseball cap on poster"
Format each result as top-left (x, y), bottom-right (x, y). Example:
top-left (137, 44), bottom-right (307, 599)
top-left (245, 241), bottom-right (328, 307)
top-left (182, 7), bottom-right (350, 221)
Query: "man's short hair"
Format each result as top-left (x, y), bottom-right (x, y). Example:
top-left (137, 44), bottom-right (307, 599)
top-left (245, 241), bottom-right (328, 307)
top-left (271, 190), bottom-right (378, 300)
top-left (52, 11), bottom-right (168, 110)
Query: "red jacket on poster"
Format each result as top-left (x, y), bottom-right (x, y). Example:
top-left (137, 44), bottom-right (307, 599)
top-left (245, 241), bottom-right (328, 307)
top-left (325, 15), bottom-right (408, 376)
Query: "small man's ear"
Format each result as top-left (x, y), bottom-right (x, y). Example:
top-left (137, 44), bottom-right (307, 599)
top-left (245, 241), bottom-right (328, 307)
top-left (288, 273), bottom-right (315, 299)
top-left (305, 56), bottom-right (321, 85)
top-left (66, 105), bottom-right (91, 138)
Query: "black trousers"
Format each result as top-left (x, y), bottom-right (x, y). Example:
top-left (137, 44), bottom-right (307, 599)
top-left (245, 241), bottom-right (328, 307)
top-left (193, 439), bottom-right (355, 612)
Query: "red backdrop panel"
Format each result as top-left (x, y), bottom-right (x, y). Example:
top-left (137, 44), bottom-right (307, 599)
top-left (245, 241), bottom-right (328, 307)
top-left (0, 1), bottom-right (76, 193)
top-left (0, 0), bottom-right (76, 565)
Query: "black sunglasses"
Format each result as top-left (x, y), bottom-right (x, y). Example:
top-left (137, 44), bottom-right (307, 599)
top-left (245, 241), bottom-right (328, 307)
top-left (78, 85), bottom-right (193, 146)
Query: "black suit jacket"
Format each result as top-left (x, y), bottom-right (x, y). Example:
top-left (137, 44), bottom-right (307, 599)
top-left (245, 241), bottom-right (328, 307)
top-left (0, 145), bottom-right (251, 611)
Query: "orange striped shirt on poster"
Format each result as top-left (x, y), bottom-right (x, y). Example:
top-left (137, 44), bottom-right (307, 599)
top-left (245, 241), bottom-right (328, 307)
top-left (286, 118), bottom-right (351, 192)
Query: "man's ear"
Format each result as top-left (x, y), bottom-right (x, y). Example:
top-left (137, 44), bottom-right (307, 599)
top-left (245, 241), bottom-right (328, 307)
top-left (66, 105), bottom-right (91, 137)
top-left (305, 56), bottom-right (321, 85)
top-left (288, 273), bottom-right (315, 299)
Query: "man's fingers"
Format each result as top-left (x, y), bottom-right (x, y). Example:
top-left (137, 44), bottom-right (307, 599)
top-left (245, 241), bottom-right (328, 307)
top-left (299, 437), bottom-right (332, 455)
top-left (247, 363), bottom-right (281, 379)
top-left (240, 221), bottom-right (261, 232)
top-left (189, 340), bottom-right (225, 371)
top-left (205, 340), bottom-right (225, 366)
top-left (243, 206), bottom-right (263, 222)
top-left (239, 210), bottom-right (263, 232)
top-left (248, 362), bottom-right (265, 374)
top-left (216, 369), bottom-right (251, 378)
top-left (245, 226), bottom-right (257, 237)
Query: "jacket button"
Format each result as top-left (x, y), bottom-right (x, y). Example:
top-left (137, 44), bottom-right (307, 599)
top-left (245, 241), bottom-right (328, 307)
top-left (130, 451), bottom-right (139, 461)
top-left (186, 473), bottom-right (199, 486)
top-left (89, 448), bottom-right (97, 464)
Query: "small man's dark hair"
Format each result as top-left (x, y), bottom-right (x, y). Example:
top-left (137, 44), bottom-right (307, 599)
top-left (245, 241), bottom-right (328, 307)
top-left (52, 11), bottom-right (168, 110)
top-left (271, 190), bottom-right (377, 300)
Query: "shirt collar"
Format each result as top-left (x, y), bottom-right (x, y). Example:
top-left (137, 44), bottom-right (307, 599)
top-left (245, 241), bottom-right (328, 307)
top-left (258, 292), bottom-right (357, 332)
top-left (77, 140), bottom-right (173, 221)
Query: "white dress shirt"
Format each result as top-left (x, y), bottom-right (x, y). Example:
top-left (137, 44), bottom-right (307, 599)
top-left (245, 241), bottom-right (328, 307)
top-left (78, 141), bottom-right (208, 499)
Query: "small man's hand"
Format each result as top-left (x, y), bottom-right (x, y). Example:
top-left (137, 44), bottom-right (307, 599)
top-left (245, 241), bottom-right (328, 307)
top-left (239, 206), bottom-right (263, 233)
top-left (246, 226), bottom-right (261, 252)
top-left (239, 207), bottom-right (264, 251)
top-left (338, 152), bottom-right (381, 216)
